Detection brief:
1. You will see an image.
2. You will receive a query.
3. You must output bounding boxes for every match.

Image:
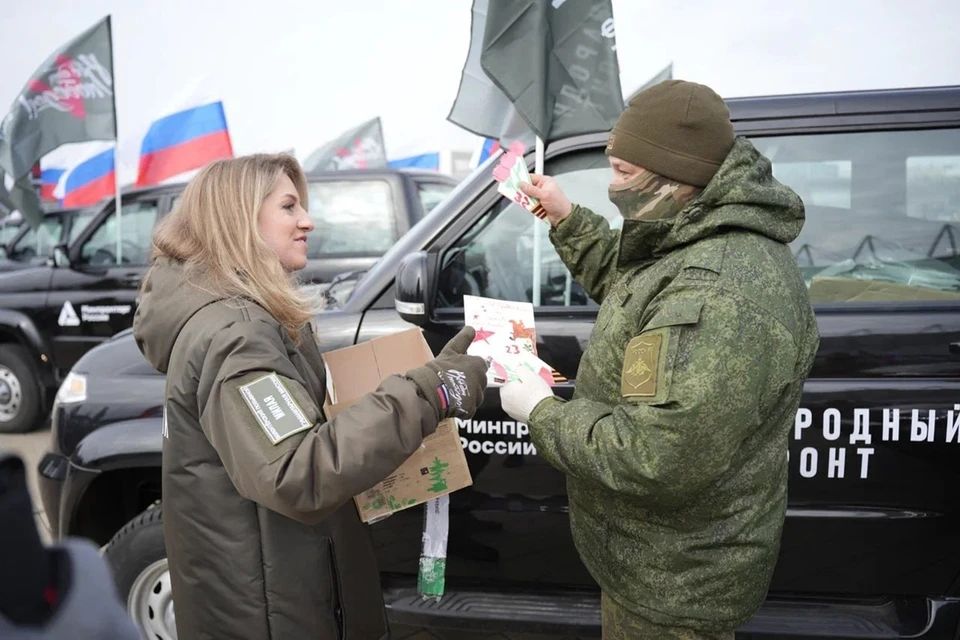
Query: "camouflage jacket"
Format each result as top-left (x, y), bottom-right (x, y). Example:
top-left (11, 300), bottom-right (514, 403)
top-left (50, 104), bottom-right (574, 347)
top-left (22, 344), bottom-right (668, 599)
top-left (529, 137), bottom-right (820, 631)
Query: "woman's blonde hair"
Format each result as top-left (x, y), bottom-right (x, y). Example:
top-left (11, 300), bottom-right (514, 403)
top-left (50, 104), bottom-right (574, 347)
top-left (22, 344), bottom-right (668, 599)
top-left (146, 152), bottom-right (318, 341)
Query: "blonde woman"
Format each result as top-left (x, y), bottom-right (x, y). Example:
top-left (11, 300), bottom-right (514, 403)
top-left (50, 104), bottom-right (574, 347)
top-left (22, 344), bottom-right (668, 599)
top-left (132, 153), bottom-right (487, 640)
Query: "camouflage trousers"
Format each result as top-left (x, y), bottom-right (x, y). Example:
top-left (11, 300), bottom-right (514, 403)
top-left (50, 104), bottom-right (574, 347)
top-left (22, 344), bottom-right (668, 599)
top-left (601, 593), bottom-right (736, 640)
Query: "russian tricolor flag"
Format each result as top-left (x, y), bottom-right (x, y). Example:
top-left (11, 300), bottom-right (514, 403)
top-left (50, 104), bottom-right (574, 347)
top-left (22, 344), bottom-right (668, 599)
top-left (136, 101), bottom-right (233, 187)
top-left (59, 149), bottom-right (116, 208)
top-left (388, 152), bottom-right (440, 171)
top-left (474, 137), bottom-right (501, 167)
top-left (40, 168), bottom-right (66, 202)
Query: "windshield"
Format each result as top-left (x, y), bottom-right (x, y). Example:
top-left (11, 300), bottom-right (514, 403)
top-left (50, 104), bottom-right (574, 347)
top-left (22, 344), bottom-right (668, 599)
top-left (68, 209), bottom-right (98, 244)
top-left (0, 222), bottom-right (22, 246)
top-left (346, 150), bottom-right (503, 306)
top-left (7, 217), bottom-right (62, 261)
top-left (305, 179), bottom-right (398, 258)
top-left (417, 181), bottom-right (456, 213)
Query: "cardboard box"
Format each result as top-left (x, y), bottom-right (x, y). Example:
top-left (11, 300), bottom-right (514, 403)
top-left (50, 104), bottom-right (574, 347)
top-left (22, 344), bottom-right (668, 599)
top-left (320, 327), bottom-right (472, 523)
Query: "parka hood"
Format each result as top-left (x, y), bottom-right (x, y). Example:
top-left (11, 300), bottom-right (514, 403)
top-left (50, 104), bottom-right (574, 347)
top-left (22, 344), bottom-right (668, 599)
top-left (132, 257), bottom-right (227, 374)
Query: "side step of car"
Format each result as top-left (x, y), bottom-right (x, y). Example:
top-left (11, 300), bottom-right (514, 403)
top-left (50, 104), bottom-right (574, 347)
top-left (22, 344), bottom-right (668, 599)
top-left (384, 586), bottom-right (599, 636)
top-left (383, 586), bottom-right (960, 638)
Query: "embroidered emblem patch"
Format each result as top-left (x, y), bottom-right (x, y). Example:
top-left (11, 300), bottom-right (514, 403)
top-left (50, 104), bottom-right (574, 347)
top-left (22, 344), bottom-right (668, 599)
top-left (621, 333), bottom-right (662, 397)
top-left (606, 133), bottom-right (616, 151)
top-left (238, 373), bottom-right (311, 445)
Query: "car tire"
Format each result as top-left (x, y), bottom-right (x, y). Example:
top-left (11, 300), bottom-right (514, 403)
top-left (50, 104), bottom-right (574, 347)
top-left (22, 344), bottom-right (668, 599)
top-left (103, 504), bottom-right (178, 640)
top-left (0, 343), bottom-right (43, 434)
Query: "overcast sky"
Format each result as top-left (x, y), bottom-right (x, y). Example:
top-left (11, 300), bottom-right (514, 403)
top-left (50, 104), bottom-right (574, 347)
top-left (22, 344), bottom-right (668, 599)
top-left (2, 0), bottom-right (959, 186)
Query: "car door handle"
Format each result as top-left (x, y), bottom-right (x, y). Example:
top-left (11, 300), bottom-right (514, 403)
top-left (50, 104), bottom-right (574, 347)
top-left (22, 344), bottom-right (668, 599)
top-left (950, 342), bottom-right (960, 355)
top-left (122, 273), bottom-right (142, 286)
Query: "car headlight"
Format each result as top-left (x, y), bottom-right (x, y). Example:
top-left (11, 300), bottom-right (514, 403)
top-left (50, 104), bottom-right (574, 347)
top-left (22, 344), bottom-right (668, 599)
top-left (55, 372), bottom-right (87, 404)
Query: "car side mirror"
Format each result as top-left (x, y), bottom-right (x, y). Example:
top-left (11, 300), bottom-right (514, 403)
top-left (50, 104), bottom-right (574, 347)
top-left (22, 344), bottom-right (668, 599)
top-left (51, 244), bottom-right (71, 268)
top-left (394, 251), bottom-right (436, 326)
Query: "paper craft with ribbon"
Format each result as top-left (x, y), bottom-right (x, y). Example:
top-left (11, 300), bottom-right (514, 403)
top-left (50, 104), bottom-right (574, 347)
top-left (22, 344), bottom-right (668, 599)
top-left (492, 141), bottom-right (548, 220)
top-left (463, 295), bottom-right (567, 387)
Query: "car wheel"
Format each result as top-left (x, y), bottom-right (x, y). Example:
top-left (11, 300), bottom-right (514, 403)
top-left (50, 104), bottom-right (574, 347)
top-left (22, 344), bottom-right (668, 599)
top-left (102, 504), bottom-right (177, 640)
top-left (0, 344), bottom-right (43, 434)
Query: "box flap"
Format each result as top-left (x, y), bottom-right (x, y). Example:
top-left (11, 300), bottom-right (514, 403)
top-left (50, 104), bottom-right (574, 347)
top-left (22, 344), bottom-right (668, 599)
top-left (370, 328), bottom-right (435, 378)
top-left (321, 342), bottom-right (378, 406)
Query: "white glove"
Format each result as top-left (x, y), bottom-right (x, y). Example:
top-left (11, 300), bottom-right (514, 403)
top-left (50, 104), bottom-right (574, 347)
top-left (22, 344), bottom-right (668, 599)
top-left (500, 365), bottom-right (555, 423)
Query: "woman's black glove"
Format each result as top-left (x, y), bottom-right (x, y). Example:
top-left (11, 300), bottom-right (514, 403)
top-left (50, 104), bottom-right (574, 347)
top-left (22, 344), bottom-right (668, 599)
top-left (405, 326), bottom-right (488, 422)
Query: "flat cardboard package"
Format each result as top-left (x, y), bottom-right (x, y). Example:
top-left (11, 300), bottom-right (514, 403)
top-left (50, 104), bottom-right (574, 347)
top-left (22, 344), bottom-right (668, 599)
top-left (321, 328), bottom-right (472, 523)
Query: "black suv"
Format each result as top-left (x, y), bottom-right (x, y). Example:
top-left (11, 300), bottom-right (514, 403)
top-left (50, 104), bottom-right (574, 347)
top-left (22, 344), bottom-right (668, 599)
top-left (0, 206), bottom-right (97, 271)
top-left (39, 85), bottom-right (960, 639)
top-left (0, 168), bottom-right (456, 433)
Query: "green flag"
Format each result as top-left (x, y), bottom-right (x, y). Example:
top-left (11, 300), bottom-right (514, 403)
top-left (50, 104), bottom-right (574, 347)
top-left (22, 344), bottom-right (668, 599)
top-left (469, 0), bottom-right (624, 143)
top-left (302, 117), bottom-right (387, 172)
top-left (0, 170), bottom-right (12, 212)
top-left (0, 15), bottom-right (116, 228)
top-left (0, 170), bottom-right (42, 227)
top-left (447, 0), bottom-right (535, 148)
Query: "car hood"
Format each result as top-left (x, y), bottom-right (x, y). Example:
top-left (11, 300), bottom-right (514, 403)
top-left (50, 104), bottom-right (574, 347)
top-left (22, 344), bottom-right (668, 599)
top-left (72, 330), bottom-right (162, 376)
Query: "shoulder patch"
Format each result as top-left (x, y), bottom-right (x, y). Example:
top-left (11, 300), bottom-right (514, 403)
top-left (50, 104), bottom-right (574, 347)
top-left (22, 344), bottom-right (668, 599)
top-left (238, 373), bottom-right (312, 445)
top-left (621, 330), bottom-right (666, 398)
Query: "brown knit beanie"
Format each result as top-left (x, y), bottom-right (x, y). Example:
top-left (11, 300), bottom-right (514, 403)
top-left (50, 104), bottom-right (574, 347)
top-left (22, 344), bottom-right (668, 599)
top-left (606, 80), bottom-right (735, 187)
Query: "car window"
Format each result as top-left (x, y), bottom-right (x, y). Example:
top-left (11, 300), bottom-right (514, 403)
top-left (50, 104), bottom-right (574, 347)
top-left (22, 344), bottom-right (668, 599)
top-left (78, 201), bottom-right (160, 267)
top-left (9, 217), bottom-right (63, 260)
top-left (436, 149), bottom-right (618, 308)
top-left (417, 182), bottom-right (455, 214)
top-left (769, 160), bottom-right (851, 209)
top-left (305, 180), bottom-right (397, 258)
top-left (752, 127), bottom-right (960, 303)
top-left (67, 209), bottom-right (98, 244)
top-left (907, 154), bottom-right (960, 221)
top-left (0, 222), bottom-right (21, 245)
top-left (437, 127), bottom-right (960, 310)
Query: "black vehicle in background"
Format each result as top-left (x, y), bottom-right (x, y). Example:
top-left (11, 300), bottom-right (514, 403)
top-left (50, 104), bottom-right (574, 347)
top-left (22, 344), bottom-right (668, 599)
top-left (0, 168), bottom-right (455, 433)
top-left (39, 85), bottom-right (960, 639)
top-left (0, 218), bottom-right (23, 245)
top-left (0, 206), bottom-right (98, 272)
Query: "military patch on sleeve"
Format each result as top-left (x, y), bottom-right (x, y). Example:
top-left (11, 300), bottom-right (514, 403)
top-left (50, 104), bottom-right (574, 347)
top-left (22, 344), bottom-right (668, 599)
top-left (238, 373), bottom-right (312, 445)
top-left (621, 331), bottom-right (665, 398)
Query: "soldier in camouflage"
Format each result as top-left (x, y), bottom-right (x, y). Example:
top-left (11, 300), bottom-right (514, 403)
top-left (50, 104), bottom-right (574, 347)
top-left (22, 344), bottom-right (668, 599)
top-left (499, 80), bottom-right (820, 639)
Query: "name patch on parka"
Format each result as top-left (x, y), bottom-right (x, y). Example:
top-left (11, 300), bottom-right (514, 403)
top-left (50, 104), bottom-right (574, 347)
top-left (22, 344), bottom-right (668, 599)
top-left (238, 373), bottom-right (311, 445)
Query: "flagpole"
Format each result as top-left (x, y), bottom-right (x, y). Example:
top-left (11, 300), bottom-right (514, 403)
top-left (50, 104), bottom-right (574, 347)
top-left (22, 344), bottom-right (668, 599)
top-left (105, 15), bottom-right (122, 265)
top-left (114, 146), bottom-right (122, 264)
top-left (532, 136), bottom-right (544, 307)
top-left (531, 135), bottom-right (574, 306)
